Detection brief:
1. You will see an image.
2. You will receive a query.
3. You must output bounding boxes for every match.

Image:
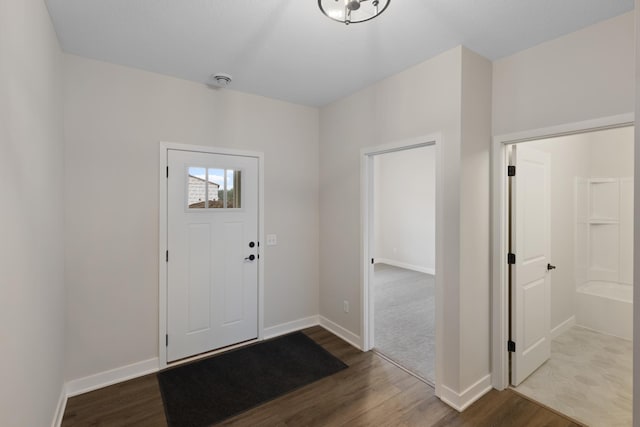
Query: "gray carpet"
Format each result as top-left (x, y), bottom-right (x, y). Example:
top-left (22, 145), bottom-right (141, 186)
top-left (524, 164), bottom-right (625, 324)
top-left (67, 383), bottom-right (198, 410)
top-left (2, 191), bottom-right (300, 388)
top-left (373, 263), bottom-right (435, 384)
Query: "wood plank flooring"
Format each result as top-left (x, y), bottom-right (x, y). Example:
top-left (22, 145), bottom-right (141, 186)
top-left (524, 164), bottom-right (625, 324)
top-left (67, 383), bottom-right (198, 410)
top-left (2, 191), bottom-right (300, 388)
top-left (62, 326), bottom-right (582, 426)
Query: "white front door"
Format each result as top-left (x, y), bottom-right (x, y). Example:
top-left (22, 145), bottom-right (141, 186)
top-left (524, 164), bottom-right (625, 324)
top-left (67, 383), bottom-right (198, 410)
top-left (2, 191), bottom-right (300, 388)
top-left (510, 145), bottom-right (551, 386)
top-left (167, 149), bottom-right (259, 362)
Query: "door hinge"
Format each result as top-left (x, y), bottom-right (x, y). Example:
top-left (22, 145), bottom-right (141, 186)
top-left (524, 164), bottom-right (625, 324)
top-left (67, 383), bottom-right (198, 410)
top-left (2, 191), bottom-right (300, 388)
top-left (166, 166), bottom-right (169, 178)
top-left (166, 334), bottom-right (168, 346)
top-left (507, 165), bottom-right (516, 177)
top-left (371, 258), bottom-right (375, 264)
top-left (166, 250), bottom-right (169, 262)
top-left (508, 340), bottom-right (516, 352)
top-left (507, 253), bottom-right (516, 265)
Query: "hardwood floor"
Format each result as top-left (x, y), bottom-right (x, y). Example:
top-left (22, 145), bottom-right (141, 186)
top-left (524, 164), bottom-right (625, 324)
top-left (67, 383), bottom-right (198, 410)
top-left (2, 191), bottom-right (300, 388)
top-left (62, 327), bottom-right (582, 426)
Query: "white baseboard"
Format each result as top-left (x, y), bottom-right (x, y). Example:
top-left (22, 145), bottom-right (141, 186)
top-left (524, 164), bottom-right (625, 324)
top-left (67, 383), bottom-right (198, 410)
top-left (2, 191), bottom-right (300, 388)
top-left (264, 315), bottom-right (319, 339)
top-left (550, 315), bottom-right (575, 340)
top-left (51, 384), bottom-right (67, 427)
top-left (54, 315), bottom-right (359, 424)
top-left (318, 316), bottom-right (362, 350)
top-left (375, 258), bottom-right (435, 275)
top-left (63, 315), bottom-right (322, 403)
top-left (65, 357), bottom-right (159, 398)
top-left (439, 374), bottom-right (492, 412)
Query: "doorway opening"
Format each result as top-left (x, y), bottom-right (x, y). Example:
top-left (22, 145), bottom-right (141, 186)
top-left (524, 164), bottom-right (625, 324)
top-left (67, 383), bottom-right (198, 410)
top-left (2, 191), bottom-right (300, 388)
top-left (373, 145), bottom-right (435, 383)
top-left (497, 123), bottom-right (634, 425)
top-left (361, 135), bottom-right (442, 393)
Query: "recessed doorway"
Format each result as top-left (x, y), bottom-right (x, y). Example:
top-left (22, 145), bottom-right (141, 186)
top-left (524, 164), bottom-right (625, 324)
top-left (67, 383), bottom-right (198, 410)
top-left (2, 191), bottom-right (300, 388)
top-left (361, 135), bottom-right (442, 392)
top-left (492, 119), bottom-right (634, 426)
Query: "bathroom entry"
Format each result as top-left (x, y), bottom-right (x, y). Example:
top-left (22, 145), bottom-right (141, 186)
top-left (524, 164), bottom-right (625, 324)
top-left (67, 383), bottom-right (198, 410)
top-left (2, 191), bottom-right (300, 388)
top-left (506, 126), bottom-right (634, 426)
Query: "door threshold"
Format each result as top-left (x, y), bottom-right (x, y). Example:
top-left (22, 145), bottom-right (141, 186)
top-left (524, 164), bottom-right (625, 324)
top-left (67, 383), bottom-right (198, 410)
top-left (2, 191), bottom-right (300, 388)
top-left (372, 349), bottom-right (434, 388)
top-left (509, 387), bottom-right (587, 426)
top-left (164, 337), bottom-right (259, 369)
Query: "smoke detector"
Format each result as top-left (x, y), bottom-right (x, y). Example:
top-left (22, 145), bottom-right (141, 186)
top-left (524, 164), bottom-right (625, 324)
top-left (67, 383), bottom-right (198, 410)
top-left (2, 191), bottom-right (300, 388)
top-left (211, 73), bottom-right (232, 87)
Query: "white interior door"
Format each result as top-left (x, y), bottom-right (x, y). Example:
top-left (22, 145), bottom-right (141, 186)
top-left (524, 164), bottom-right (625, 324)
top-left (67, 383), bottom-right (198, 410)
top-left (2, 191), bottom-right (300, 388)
top-left (510, 145), bottom-right (551, 386)
top-left (167, 149), bottom-right (258, 362)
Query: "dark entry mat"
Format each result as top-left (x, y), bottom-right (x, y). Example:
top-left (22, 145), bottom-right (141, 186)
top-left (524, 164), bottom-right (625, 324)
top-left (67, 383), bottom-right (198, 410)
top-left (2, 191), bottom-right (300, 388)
top-left (157, 332), bottom-right (347, 427)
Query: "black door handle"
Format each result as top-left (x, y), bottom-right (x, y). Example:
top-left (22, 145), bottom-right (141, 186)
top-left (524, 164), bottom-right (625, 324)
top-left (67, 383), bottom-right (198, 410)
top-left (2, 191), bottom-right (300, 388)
top-left (547, 263), bottom-right (556, 271)
top-left (245, 254), bottom-right (256, 261)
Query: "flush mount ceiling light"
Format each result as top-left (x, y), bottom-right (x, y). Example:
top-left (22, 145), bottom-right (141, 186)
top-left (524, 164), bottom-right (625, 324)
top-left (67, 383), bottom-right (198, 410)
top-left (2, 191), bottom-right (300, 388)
top-left (319, 0), bottom-right (390, 25)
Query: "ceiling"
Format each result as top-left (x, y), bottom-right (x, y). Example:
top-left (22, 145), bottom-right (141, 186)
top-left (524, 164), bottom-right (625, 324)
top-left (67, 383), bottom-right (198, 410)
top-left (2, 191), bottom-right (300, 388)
top-left (45, 0), bottom-right (633, 107)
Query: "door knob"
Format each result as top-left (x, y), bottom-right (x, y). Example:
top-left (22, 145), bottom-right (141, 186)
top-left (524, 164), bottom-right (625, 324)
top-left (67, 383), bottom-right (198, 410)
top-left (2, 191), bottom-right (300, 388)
top-left (547, 263), bottom-right (556, 271)
top-left (249, 241), bottom-right (255, 248)
top-left (245, 254), bottom-right (256, 261)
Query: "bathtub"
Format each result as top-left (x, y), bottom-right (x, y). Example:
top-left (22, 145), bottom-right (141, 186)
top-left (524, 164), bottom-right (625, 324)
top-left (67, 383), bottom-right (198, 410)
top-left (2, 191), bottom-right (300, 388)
top-left (576, 281), bottom-right (633, 340)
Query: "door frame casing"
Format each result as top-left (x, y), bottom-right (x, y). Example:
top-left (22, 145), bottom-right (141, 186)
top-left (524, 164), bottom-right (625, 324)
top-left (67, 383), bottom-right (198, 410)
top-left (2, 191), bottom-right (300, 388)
top-left (159, 141), bottom-right (265, 369)
top-left (361, 133), bottom-right (444, 396)
top-left (491, 113), bottom-right (634, 390)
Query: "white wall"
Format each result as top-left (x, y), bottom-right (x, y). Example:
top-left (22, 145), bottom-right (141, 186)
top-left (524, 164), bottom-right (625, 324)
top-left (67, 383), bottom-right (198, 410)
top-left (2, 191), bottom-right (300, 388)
top-left (494, 8), bottom-right (635, 403)
top-left (493, 12), bottom-right (634, 136)
top-left (319, 46), bottom-right (461, 338)
top-left (320, 46), bottom-right (493, 399)
top-left (526, 135), bottom-right (590, 331)
top-left (0, 0), bottom-right (66, 426)
top-left (633, 3), bottom-right (639, 424)
top-left (63, 55), bottom-right (320, 381)
top-left (459, 48), bottom-right (493, 390)
top-left (589, 126), bottom-right (634, 178)
top-left (494, 10), bottom-right (635, 334)
top-left (374, 146), bottom-right (436, 273)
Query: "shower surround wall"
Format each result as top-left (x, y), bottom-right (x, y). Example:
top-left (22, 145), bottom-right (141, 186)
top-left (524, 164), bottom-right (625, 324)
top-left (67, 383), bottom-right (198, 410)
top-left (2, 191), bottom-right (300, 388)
top-left (575, 126), bottom-right (634, 340)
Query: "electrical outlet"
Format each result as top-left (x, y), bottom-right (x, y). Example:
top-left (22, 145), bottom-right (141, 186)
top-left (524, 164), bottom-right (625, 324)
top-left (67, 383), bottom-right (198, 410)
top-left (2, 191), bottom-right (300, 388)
top-left (343, 300), bottom-right (349, 313)
top-left (266, 234), bottom-right (277, 246)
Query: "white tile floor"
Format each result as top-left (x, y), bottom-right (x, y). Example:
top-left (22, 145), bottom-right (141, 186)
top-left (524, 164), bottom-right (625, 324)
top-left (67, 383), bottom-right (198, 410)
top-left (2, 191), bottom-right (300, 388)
top-left (515, 326), bottom-right (632, 427)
